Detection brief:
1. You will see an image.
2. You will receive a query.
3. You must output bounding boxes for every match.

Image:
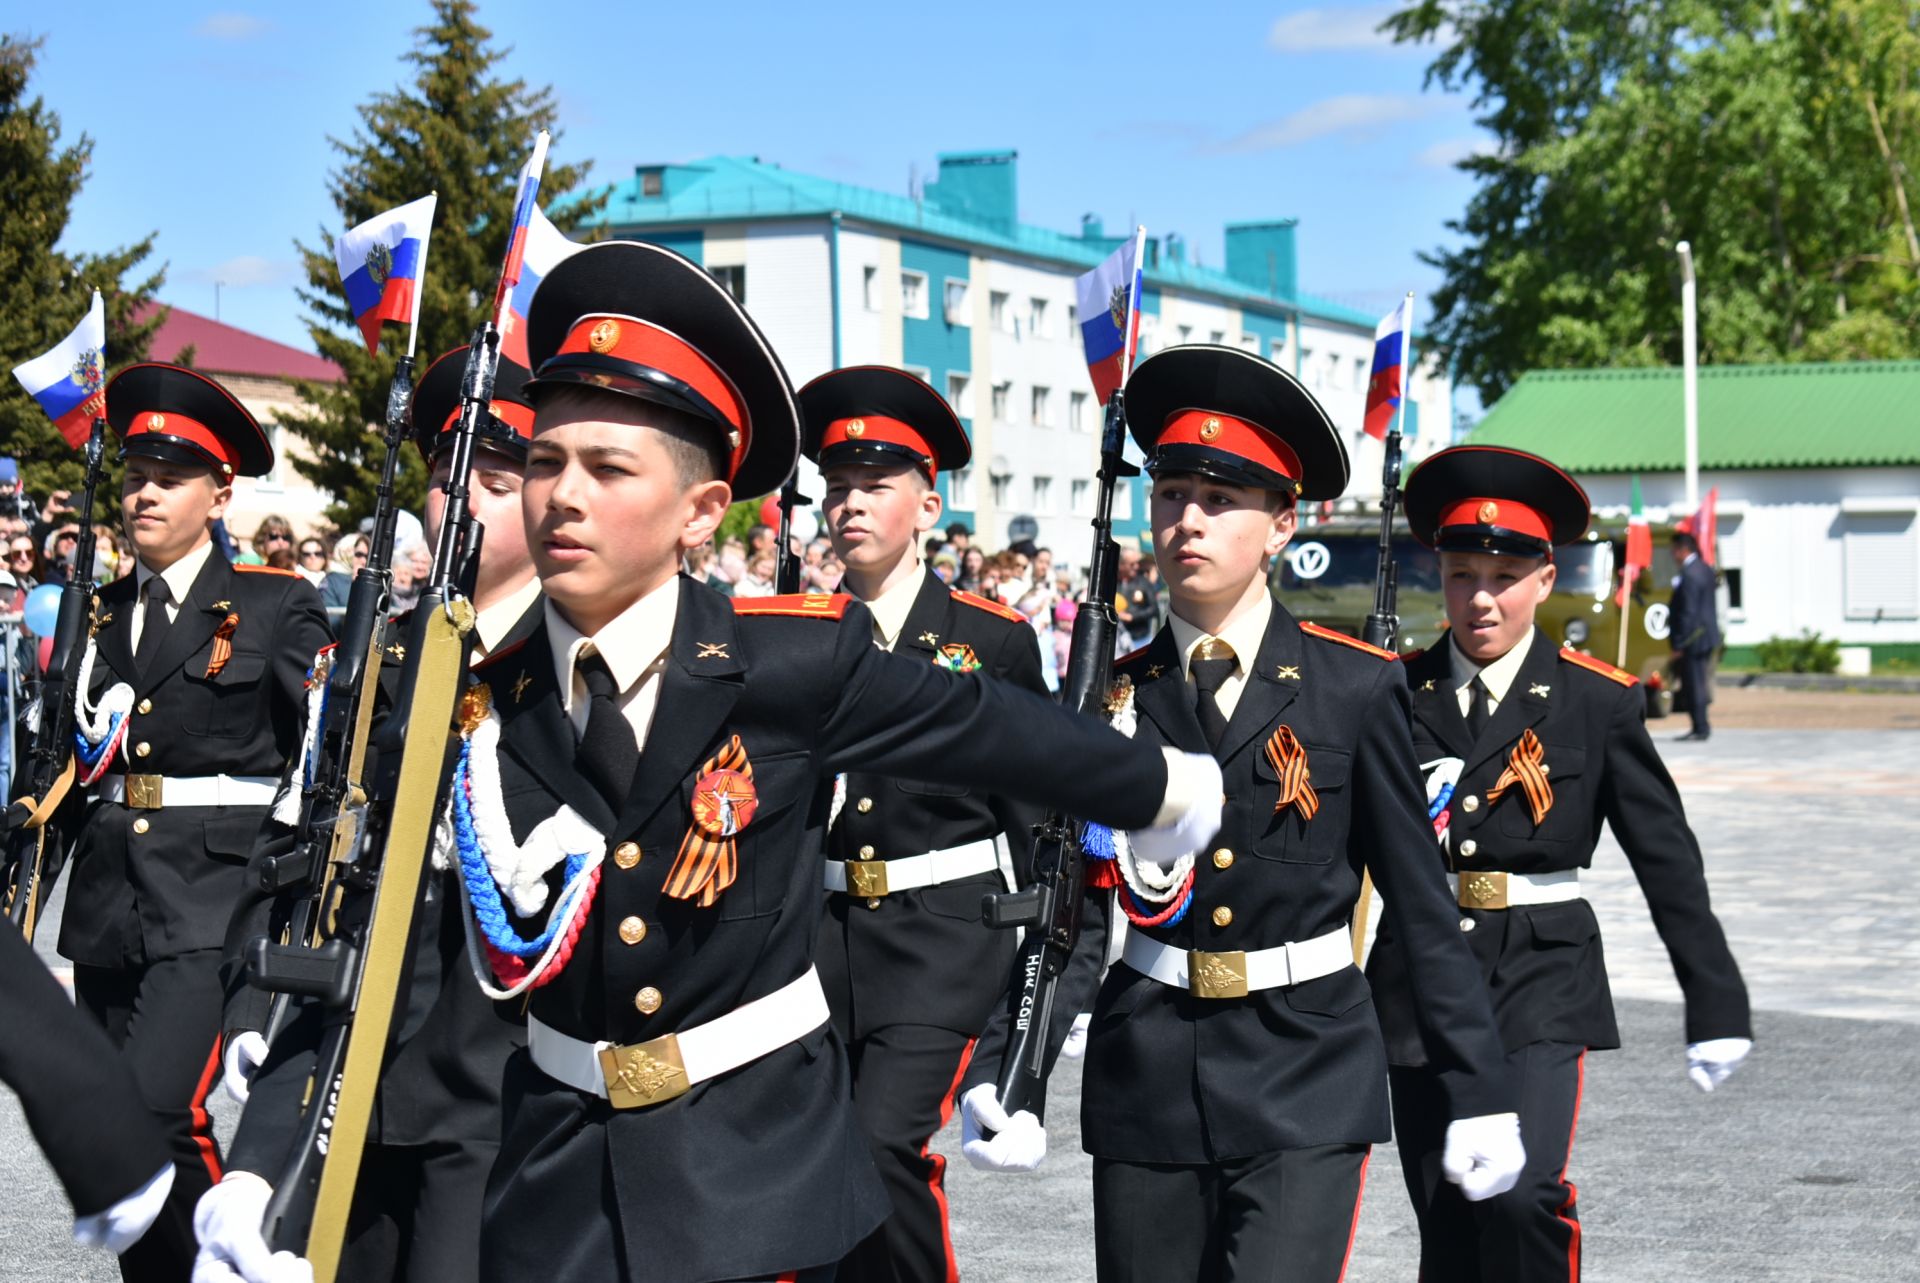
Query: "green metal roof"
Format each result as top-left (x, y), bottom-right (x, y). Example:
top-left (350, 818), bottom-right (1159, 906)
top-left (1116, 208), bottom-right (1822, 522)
top-left (576, 155), bottom-right (1381, 330)
top-left (1467, 362), bottom-right (1920, 471)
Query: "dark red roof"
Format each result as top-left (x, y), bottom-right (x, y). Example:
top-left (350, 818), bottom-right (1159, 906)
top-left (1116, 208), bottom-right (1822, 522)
top-left (134, 302), bottom-right (344, 383)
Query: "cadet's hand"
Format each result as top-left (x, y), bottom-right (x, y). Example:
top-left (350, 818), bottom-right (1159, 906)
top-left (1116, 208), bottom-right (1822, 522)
top-left (1686, 1037), bottom-right (1752, 1092)
top-left (223, 1031), bottom-right (269, 1104)
top-left (959, 1084), bottom-right (1046, 1173)
top-left (73, 1162), bottom-right (174, 1254)
top-left (1126, 750), bottom-right (1225, 870)
top-left (1442, 1113), bottom-right (1524, 1202)
top-left (192, 1173), bottom-right (312, 1283)
top-left (1059, 1012), bottom-right (1092, 1061)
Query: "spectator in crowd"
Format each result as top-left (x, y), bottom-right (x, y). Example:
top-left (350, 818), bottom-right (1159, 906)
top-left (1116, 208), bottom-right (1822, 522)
top-left (1016, 587), bottom-right (1061, 694)
top-left (1115, 544), bottom-right (1160, 646)
top-left (989, 549), bottom-right (1031, 605)
top-left (41, 524), bottom-right (79, 587)
top-left (1051, 598), bottom-right (1077, 678)
top-left (747, 523), bottom-right (777, 561)
top-left (389, 538), bottom-right (431, 617)
top-left (245, 513), bottom-right (296, 566)
top-left (956, 546), bottom-right (986, 594)
top-left (5, 536), bottom-right (39, 594)
top-left (90, 524), bottom-right (128, 582)
top-left (945, 522), bottom-right (972, 555)
top-left (924, 535), bottom-right (946, 564)
top-left (265, 546), bottom-right (297, 572)
top-left (735, 549), bottom-right (779, 597)
top-left (930, 549), bottom-right (958, 584)
top-left (331, 531), bottom-right (368, 581)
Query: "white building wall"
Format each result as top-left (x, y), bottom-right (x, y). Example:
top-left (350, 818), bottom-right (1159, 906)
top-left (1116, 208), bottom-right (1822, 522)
top-left (837, 228), bottom-right (902, 368)
top-left (744, 221), bottom-right (834, 386)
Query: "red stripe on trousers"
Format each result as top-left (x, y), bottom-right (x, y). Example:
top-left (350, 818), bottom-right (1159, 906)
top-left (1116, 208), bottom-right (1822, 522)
top-left (189, 1038), bottom-right (224, 1184)
top-left (1337, 1148), bottom-right (1372, 1282)
top-left (1556, 1051), bottom-right (1587, 1282)
top-left (921, 1038), bottom-right (978, 1283)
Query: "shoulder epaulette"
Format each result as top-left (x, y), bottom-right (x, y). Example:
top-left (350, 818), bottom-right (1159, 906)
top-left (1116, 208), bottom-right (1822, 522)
top-left (1402, 646), bottom-right (1428, 662)
top-left (1300, 620), bottom-right (1399, 661)
top-left (475, 633), bottom-right (531, 669)
top-left (730, 592), bottom-right (851, 620)
top-left (951, 588), bottom-right (1025, 624)
top-left (1114, 641), bottom-right (1156, 669)
top-left (233, 563), bottom-right (298, 577)
top-left (1559, 647), bottom-right (1639, 687)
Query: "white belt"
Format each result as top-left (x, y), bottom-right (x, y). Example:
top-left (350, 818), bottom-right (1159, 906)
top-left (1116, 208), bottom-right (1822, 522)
top-left (527, 967), bottom-right (829, 1109)
top-left (98, 773), bottom-right (279, 809)
top-left (1121, 927), bottom-right (1352, 999)
top-left (822, 837), bottom-right (1000, 897)
top-left (1448, 868), bottom-right (1582, 910)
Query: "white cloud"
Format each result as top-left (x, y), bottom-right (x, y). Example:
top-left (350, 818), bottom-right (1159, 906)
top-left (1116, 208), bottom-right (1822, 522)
top-left (1267, 5), bottom-right (1399, 53)
top-left (1416, 135), bottom-right (1498, 169)
top-left (1210, 94), bottom-right (1446, 154)
top-left (195, 13), bottom-right (271, 40)
top-left (185, 256), bottom-right (299, 288)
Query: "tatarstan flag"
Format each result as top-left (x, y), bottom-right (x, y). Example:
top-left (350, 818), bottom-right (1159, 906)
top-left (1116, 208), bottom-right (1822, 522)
top-left (1617, 475), bottom-right (1650, 607)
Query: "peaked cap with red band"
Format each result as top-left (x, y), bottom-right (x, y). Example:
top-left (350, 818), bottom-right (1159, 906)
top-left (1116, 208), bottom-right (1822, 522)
top-left (797, 365), bottom-right (970, 482)
top-left (411, 346), bottom-right (534, 463)
top-left (107, 363), bottom-right (273, 478)
top-left (1403, 445), bottom-right (1590, 558)
top-left (1124, 344), bottom-right (1349, 501)
top-left (522, 240), bottom-right (800, 499)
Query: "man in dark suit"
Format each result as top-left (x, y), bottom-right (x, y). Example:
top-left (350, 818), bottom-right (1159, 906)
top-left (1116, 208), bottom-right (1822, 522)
top-left (961, 345), bottom-right (1524, 1283)
top-left (1667, 530), bottom-right (1718, 740)
top-left (57, 362), bottom-right (331, 1282)
top-left (1369, 445), bottom-right (1752, 1282)
top-left (799, 365), bottom-right (1047, 1283)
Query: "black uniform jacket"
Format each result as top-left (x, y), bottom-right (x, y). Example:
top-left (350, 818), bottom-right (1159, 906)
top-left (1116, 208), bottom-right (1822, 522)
top-left (1367, 630), bottom-right (1751, 1061)
top-left (967, 599), bottom-right (1511, 1166)
top-left (816, 570), bottom-right (1047, 1040)
top-left (473, 578), bottom-right (1170, 1283)
top-left (59, 553), bottom-right (330, 967)
top-left (1669, 556), bottom-right (1720, 655)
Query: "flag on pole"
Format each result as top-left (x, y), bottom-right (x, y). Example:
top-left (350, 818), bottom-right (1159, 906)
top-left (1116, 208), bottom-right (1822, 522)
top-left (501, 203), bottom-right (581, 367)
top-left (1677, 486), bottom-right (1719, 566)
top-left (1616, 474), bottom-right (1651, 607)
top-left (335, 193), bottom-right (437, 355)
top-left (1075, 227), bottom-right (1147, 403)
top-left (11, 290), bottom-right (107, 448)
top-left (1363, 294), bottom-right (1415, 440)
top-left (492, 132), bottom-right (552, 317)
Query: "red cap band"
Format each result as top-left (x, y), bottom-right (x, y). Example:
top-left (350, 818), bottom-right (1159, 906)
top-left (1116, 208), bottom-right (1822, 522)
top-left (557, 314), bottom-right (750, 481)
top-left (818, 415), bottom-right (938, 480)
top-left (125, 410), bottom-right (234, 471)
top-left (1160, 409), bottom-right (1301, 482)
top-left (1438, 497), bottom-right (1551, 542)
top-left (439, 399), bottom-right (536, 441)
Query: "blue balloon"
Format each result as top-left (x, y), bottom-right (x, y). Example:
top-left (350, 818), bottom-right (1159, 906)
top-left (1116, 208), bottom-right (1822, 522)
top-left (24, 583), bottom-right (62, 637)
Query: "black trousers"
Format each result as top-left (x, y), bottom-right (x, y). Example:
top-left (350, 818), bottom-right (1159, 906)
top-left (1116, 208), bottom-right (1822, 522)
top-left (839, 1024), bottom-right (977, 1283)
top-left (1389, 1040), bottom-right (1586, 1283)
top-left (73, 949), bottom-right (226, 1283)
top-left (1092, 1143), bottom-right (1371, 1283)
top-left (337, 1137), bottom-right (498, 1282)
top-left (1675, 651), bottom-right (1712, 735)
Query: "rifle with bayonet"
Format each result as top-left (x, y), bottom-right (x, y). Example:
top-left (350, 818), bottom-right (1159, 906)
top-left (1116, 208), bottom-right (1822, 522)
top-left (4, 417), bottom-right (108, 939)
top-left (1361, 415), bottom-right (1404, 653)
top-left (979, 388), bottom-right (1137, 1117)
top-left (773, 473), bottom-right (810, 594)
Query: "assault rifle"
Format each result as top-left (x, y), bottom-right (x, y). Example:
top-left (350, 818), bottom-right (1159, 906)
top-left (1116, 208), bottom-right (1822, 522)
top-left (980, 388), bottom-right (1137, 1116)
top-left (773, 474), bottom-right (810, 594)
top-left (1361, 415), bottom-right (1405, 652)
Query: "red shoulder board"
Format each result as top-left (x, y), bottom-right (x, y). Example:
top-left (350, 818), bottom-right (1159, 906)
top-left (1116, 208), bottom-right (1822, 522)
top-left (1401, 646), bottom-right (1428, 662)
top-left (474, 633), bottom-right (531, 670)
top-left (1114, 641), bottom-right (1155, 669)
top-left (952, 589), bottom-right (1025, 624)
top-left (1300, 621), bottom-right (1399, 661)
top-left (730, 592), bottom-right (851, 620)
top-left (234, 563), bottom-right (298, 577)
top-left (1559, 647), bottom-right (1639, 687)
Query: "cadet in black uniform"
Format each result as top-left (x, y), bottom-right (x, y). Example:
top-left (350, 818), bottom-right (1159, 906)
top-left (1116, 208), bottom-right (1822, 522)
top-left (56, 363), bottom-right (331, 1282)
top-left (800, 365), bottom-right (1046, 1283)
top-left (198, 350), bottom-right (542, 1283)
top-left (960, 345), bottom-right (1525, 1283)
top-left (1367, 444), bottom-right (1753, 1283)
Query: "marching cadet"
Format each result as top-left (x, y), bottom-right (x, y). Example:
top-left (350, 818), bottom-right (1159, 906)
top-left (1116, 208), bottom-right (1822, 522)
top-left (959, 345), bottom-right (1526, 1283)
top-left (56, 362), bottom-right (331, 1283)
top-left (1367, 444), bottom-right (1752, 1282)
top-left (198, 350), bottom-right (543, 1283)
top-left (800, 365), bottom-right (1047, 1283)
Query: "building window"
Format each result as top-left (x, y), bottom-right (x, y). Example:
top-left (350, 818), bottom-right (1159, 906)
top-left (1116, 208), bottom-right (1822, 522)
top-left (1113, 478), bottom-right (1133, 520)
top-left (991, 381), bottom-right (1011, 422)
top-left (1843, 509), bottom-right (1920, 619)
top-left (1068, 303), bottom-right (1078, 331)
top-left (1354, 356), bottom-right (1368, 390)
top-left (1031, 384), bottom-right (1051, 427)
top-left (902, 270), bottom-right (928, 319)
top-left (1301, 348), bottom-right (1318, 386)
top-left (902, 364), bottom-right (931, 384)
top-left (1029, 297), bottom-right (1049, 340)
top-left (1717, 515), bottom-right (1745, 615)
top-left (1071, 477), bottom-right (1091, 515)
top-left (863, 266), bottom-right (880, 311)
top-left (944, 278), bottom-right (970, 324)
top-left (1241, 333), bottom-right (1259, 352)
top-left (1209, 329), bottom-right (1226, 345)
top-left (256, 423), bottom-right (284, 490)
top-left (1270, 339), bottom-right (1287, 366)
top-left (990, 291), bottom-right (1011, 334)
top-left (641, 169), bottom-right (663, 197)
top-left (1032, 475), bottom-right (1054, 511)
top-left (948, 467), bottom-right (976, 508)
top-left (708, 264), bottom-right (746, 305)
top-left (946, 371), bottom-right (973, 418)
top-left (1177, 324), bottom-right (1193, 345)
top-left (1069, 391), bottom-right (1090, 433)
top-left (990, 473), bottom-right (1012, 507)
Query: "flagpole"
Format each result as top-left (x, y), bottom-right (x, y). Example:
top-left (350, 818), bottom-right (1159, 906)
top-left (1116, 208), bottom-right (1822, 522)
top-left (1122, 225), bottom-right (1148, 373)
top-left (405, 191), bottom-right (438, 361)
top-left (1616, 566), bottom-right (1633, 668)
top-left (491, 132), bottom-right (550, 329)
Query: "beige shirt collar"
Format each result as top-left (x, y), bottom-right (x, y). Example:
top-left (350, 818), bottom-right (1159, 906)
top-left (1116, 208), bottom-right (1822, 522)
top-left (474, 575), bottom-right (541, 660)
top-left (135, 538), bottom-right (216, 605)
top-left (547, 574), bottom-right (680, 722)
top-left (1167, 590), bottom-right (1274, 681)
top-left (1449, 627), bottom-right (1536, 705)
top-left (851, 560), bottom-right (926, 652)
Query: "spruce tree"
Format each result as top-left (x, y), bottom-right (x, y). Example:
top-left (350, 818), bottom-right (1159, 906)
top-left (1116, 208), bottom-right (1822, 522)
top-left (285, 0), bottom-right (603, 528)
top-left (0, 35), bottom-right (164, 499)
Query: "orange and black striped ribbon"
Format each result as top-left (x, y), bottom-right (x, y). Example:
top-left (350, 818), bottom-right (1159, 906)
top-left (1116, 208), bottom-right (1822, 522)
top-left (205, 613), bottom-right (241, 678)
top-left (1265, 725), bottom-right (1319, 821)
top-left (1487, 728), bottom-right (1553, 825)
top-left (664, 736), bottom-right (754, 908)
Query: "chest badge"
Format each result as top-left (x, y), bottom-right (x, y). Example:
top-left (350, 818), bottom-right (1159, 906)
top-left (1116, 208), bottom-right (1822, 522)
top-left (511, 671), bottom-right (533, 703)
top-left (664, 736), bottom-right (758, 909)
top-left (934, 642), bottom-right (981, 673)
top-left (918, 631), bottom-right (940, 647)
top-left (1145, 664), bottom-right (1165, 680)
top-left (696, 641), bottom-right (731, 660)
top-left (1275, 665), bottom-right (1301, 681)
top-left (1420, 679), bottom-right (1437, 692)
top-left (1529, 683), bottom-right (1551, 699)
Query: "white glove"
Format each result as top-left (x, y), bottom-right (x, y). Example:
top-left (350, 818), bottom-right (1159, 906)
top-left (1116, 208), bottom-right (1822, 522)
top-left (192, 1173), bottom-right (312, 1283)
top-left (1686, 1037), bottom-right (1752, 1092)
top-left (1059, 1012), bottom-right (1092, 1061)
top-left (1126, 750), bottom-right (1225, 869)
top-left (223, 1031), bottom-right (270, 1104)
top-left (73, 1162), bottom-right (175, 1254)
top-left (1442, 1112), bottom-right (1525, 1202)
top-left (958, 1084), bottom-right (1047, 1173)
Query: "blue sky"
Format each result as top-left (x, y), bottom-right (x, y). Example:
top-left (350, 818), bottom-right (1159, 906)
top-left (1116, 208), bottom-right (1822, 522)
top-left (28, 1), bottom-right (1490, 408)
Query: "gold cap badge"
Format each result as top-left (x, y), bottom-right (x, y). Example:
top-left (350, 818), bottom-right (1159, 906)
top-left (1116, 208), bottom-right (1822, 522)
top-left (587, 319), bottom-right (622, 353)
top-left (845, 418), bottom-right (866, 438)
top-left (1478, 501), bottom-right (1500, 523)
top-left (1199, 416), bottom-right (1222, 442)
top-left (147, 413), bottom-right (166, 431)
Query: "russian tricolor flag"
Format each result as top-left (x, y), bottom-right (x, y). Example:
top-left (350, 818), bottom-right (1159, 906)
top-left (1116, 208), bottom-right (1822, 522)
top-left (1363, 294), bottom-right (1415, 441)
top-left (501, 203), bottom-right (580, 367)
top-left (11, 290), bottom-right (107, 448)
top-left (335, 193), bottom-right (437, 355)
top-left (1075, 228), bottom-right (1147, 403)
top-left (492, 132), bottom-right (551, 318)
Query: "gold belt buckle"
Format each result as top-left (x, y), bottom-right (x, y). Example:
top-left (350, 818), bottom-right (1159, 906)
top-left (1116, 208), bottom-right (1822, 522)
top-left (124, 774), bottom-right (164, 810)
top-left (844, 860), bottom-right (890, 898)
top-left (1188, 950), bottom-right (1250, 999)
top-left (598, 1033), bottom-right (690, 1108)
top-left (1459, 871), bottom-right (1509, 910)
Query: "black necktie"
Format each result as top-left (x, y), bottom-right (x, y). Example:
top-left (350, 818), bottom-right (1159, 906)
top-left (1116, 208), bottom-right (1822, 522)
top-left (575, 651), bottom-right (638, 808)
top-left (135, 579), bottom-right (170, 668)
top-left (1190, 639), bottom-right (1236, 750)
top-left (1466, 675), bottom-right (1491, 741)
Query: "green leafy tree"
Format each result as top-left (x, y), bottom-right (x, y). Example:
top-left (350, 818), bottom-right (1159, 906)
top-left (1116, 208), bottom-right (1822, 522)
top-left (1388, 0), bottom-right (1920, 401)
top-left (284, 0), bottom-right (603, 529)
top-left (0, 35), bottom-right (165, 500)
